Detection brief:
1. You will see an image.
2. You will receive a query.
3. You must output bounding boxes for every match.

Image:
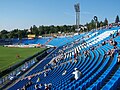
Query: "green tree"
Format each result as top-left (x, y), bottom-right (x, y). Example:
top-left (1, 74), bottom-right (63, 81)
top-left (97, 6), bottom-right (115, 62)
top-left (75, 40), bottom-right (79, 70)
top-left (0, 30), bottom-right (9, 39)
top-left (56, 26), bottom-right (60, 32)
top-left (23, 29), bottom-right (28, 38)
top-left (1, 34), bottom-right (8, 39)
top-left (18, 30), bottom-right (22, 40)
top-left (115, 15), bottom-right (120, 23)
top-left (63, 25), bottom-right (68, 33)
top-left (29, 26), bottom-right (33, 34)
top-left (49, 25), bottom-right (55, 33)
top-left (97, 21), bottom-right (100, 28)
top-left (100, 21), bottom-right (103, 27)
top-left (104, 18), bottom-right (108, 26)
top-left (32, 25), bottom-right (39, 36)
top-left (10, 29), bottom-right (19, 38)
top-left (38, 25), bottom-right (45, 35)
top-left (91, 19), bottom-right (96, 29)
top-left (1, 30), bottom-right (8, 34)
top-left (0, 35), bottom-right (2, 39)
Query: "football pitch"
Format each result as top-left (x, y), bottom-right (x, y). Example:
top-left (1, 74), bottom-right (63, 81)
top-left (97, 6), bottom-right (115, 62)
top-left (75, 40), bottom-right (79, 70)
top-left (0, 46), bottom-right (45, 72)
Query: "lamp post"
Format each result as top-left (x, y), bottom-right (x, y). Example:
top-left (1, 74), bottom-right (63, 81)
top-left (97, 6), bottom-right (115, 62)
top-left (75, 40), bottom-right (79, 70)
top-left (94, 16), bottom-right (98, 30)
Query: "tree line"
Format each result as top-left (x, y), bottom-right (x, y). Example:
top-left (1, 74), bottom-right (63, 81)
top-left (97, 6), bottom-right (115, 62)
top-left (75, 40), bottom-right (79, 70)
top-left (0, 15), bottom-right (119, 39)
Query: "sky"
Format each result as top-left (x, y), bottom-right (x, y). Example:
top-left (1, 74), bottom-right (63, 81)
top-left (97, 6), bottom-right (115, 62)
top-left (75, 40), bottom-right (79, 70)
top-left (0, 0), bottom-right (120, 30)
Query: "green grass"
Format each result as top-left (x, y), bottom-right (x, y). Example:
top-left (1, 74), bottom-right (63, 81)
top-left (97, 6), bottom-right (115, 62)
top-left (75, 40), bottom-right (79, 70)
top-left (0, 46), bottom-right (45, 72)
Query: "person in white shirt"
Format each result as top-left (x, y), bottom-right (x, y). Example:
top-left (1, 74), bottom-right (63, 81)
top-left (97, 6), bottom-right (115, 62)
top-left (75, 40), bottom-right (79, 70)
top-left (62, 69), bottom-right (67, 76)
top-left (72, 68), bottom-right (82, 80)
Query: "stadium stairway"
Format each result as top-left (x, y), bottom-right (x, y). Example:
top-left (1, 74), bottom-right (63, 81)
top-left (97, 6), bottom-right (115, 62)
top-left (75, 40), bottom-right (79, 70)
top-left (44, 37), bottom-right (54, 46)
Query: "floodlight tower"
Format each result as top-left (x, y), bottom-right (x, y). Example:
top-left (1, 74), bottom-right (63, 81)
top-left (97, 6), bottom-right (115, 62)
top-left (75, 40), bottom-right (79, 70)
top-left (74, 3), bottom-right (80, 31)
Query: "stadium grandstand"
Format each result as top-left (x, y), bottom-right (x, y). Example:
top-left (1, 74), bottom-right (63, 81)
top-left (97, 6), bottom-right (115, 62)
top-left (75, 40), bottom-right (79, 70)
top-left (0, 25), bottom-right (120, 90)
